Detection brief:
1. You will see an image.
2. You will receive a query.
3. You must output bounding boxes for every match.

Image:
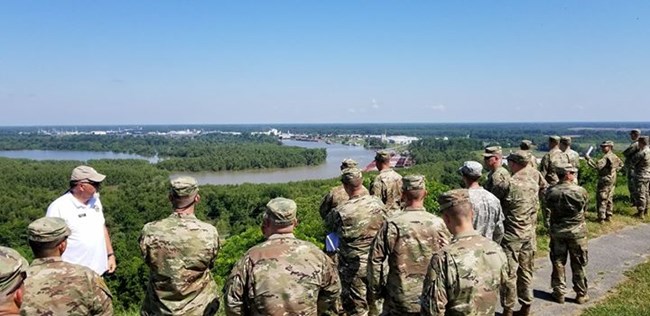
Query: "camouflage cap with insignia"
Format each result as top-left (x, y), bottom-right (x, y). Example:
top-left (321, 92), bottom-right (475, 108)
top-left (600, 140), bottom-right (614, 147)
top-left (554, 162), bottom-right (578, 174)
top-left (437, 189), bottom-right (471, 212)
top-left (265, 197), bottom-right (297, 226)
top-left (520, 140), bottom-right (534, 150)
top-left (170, 176), bottom-right (199, 197)
top-left (375, 150), bottom-right (391, 162)
top-left (482, 146), bottom-right (502, 158)
top-left (560, 136), bottom-right (572, 144)
top-left (458, 161), bottom-right (483, 178)
top-left (0, 246), bottom-right (28, 295)
top-left (549, 135), bottom-right (561, 142)
top-left (341, 167), bottom-right (363, 184)
top-left (402, 174), bottom-right (426, 191)
top-left (70, 165), bottom-right (106, 182)
top-left (340, 158), bottom-right (358, 169)
top-left (28, 217), bottom-right (71, 243)
top-left (507, 150), bottom-right (530, 165)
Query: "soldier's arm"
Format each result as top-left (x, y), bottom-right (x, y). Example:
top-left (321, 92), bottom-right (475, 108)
top-left (540, 155), bottom-right (550, 176)
top-left (369, 176), bottom-right (380, 196)
top-left (420, 252), bottom-right (447, 316)
top-left (90, 273), bottom-right (114, 316)
top-left (491, 173), bottom-right (510, 201)
top-left (493, 204), bottom-right (505, 244)
top-left (318, 254), bottom-right (342, 316)
top-left (319, 192), bottom-right (333, 221)
top-left (367, 221), bottom-right (396, 302)
top-left (224, 257), bottom-right (251, 316)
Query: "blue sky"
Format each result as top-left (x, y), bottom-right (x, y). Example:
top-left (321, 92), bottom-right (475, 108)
top-left (1, 1), bottom-right (648, 125)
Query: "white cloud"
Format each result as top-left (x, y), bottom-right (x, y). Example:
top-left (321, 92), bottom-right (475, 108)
top-left (430, 104), bottom-right (446, 112)
top-left (347, 108), bottom-right (357, 113)
top-left (371, 99), bottom-right (379, 109)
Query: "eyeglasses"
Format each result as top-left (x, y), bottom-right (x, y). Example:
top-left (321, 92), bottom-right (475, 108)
top-left (79, 181), bottom-right (101, 190)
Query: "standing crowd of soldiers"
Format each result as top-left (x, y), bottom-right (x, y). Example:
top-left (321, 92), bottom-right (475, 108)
top-left (1, 130), bottom-right (649, 316)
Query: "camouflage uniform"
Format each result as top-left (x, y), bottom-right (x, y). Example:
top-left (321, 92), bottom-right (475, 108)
top-left (629, 143), bottom-right (650, 216)
top-left (140, 177), bottom-right (220, 316)
top-left (560, 137), bottom-right (581, 185)
top-left (224, 197), bottom-right (341, 316)
top-left (520, 140), bottom-right (538, 170)
top-left (540, 147), bottom-right (570, 186)
top-left (545, 165), bottom-right (589, 299)
top-left (485, 166), bottom-right (510, 204)
top-left (0, 246), bottom-right (28, 315)
top-left (623, 135), bottom-right (640, 205)
top-left (469, 187), bottom-right (505, 243)
top-left (501, 152), bottom-right (546, 310)
top-left (367, 177), bottom-right (450, 315)
top-left (21, 217), bottom-right (113, 316)
top-left (320, 184), bottom-right (369, 231)
top-left (587, 142), bottom-right (623, 220)
top-left (370, 169), bottom-right (403, 215)
top-left (331, 190), bottom-right (387, 316)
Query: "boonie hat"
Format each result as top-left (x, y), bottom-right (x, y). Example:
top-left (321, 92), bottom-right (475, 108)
top-left (70, 165), bottom-right (106, 182)
top-left (265, 197), bottom-right (297, 226)
top-left (28, 217), bottom-right (71, 243)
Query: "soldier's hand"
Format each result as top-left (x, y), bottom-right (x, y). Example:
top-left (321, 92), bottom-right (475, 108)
top-left (107, 255), bottom-right (117, 274)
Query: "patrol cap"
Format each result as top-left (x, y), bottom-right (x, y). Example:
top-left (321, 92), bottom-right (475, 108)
top-left (170, 176), bottom-right (199, 197)
top-left (507, 150), bottom-right (530, 165)
top-left (340, 158), bottom-right (358, 169)
top-left (458, 161), bottom-right (483, 178)
top-left (402, 174), bottom-right (426, 191)
top-left (600, 141), bottom-right (614, 147)
top-left (70, 165), bottom-right (106, 183)
top-left (437, 189), bottom-right (471, 212)
top-left (341, 167), bottom-right (362, 184)
top-left (554, 162), bottom-right (578, 174)
top-left (482, 146), bottom-right (502, 158)
top-left (265, 197), bottom-right (297, 226)
top-left (0, 246), bottom-right (28, 295)
top-left (375, 150), bottom-right (392, 162)
top-left (639, 136), bottom-right (649, 144)
top-left (28, 217), bottom-right (71, 243)
top-left (560, 136), bottom-right (572, 144)
top-left (520, 140), bottom-right (534, 150)
top-left (631, 129), bottom-right (641, 134)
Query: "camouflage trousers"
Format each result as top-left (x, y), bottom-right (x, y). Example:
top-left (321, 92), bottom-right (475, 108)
top-left (633, 178), bottom-right (650, 215)
top-left (596, 180), bottom-right (616, 219)
top-left (628, 169), bottom-right (637, 205)
top-left (549, 236), bottom-right (588, 296)
top-left (500, 238), bottom-right (535, 309)
top-left (340, 261), bottom-right (369, 316)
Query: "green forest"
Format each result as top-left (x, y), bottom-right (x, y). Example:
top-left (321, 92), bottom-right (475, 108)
top-left (0, 128), bottom-right (638, 314)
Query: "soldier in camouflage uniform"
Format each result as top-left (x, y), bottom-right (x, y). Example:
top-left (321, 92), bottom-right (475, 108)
top-left (367, 175), bottom-right (450, 315)
top-left (460, 161), bottom-right (505, 243)
top-left (623, 129), bottom-right (641, 206)
top-left (320, 158), bottom-right (370, 231)
top-left (330, 167), bottom-right (387, 316)
top-left (629, 136), bottom-right (650, 219)
top-left (483, 146), bottom-right (510, 206)
top-left (369, 150), bottom-right (402, 215)
top-left (22, 217), bottom-right (113, 315)
top-left (420, 189), bottom-right (507, 316)
top-left (224, 198), bottom-right (341, 316)
top-left (520, 140), bottom-right (538, 169)
top-left (559, 136), bottom-right (581, 184)
top-left (586, 141), bottom-right (624, 222)
top-left (544, 163), bottom-right (590, 304)
top-left (0, 246), bottom-right (28, 315)
top-left (139, 177), bottom-right (220, 315)
top-left (540, 136), bottom-right (570, 186)
top-left (501, 151), bottom-right (547, 316)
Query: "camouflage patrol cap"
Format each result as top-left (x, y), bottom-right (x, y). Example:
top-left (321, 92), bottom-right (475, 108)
top-left (170, 176), bottom-right (199, 197)
top-left (458, 161), bottom-right (483, 178)
top-left (265, 197), bottom-right (297, 226)
top-left (600, 140), bottom-right (614, 147)
top-left (507, 150), bottom-right (530, 165)
top-left (560, 136), bottom-right (572, 144)
top-left (341, 167), bottom-right (363, 184)
top-left (631, 129), bottom-right (641, 134)
top-left (482, 146), bottom-right (502, 158)
top-left (437, 189), bottom-right (471, 211)
top-left (0, 246), bottom-right (28, 295)
top-left (520, 140), bottom-right (534, 150)
top-left (549, 135), bottom-right (561, 142)
top-left (340, 158), bottom-right (358, 169)
top-left (402, 174), bottom-right (426, 191)
top-left (375, 150), bottom-right (392, 162)
top-left (70, 165), bottom-right (106, 182)
top-left (28, 217), bottom-right (71, 243)
top-left (554, 162), bottom-right (578, 175)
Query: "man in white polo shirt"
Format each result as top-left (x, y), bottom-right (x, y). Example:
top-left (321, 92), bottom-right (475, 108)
top-left (46, 165), bottom-right (116, 276)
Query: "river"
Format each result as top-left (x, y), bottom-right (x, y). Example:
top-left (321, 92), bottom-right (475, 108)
top-left (0, 140), bottom-right (376, 185)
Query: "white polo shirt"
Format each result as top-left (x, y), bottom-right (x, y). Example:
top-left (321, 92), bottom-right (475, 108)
top-left (46, 192), bottom-right (108, 275)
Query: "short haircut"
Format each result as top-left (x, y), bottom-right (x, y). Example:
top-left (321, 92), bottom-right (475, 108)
top-left (443, 202), bottom-right (473, 220)
top-left (29, 238), bottom-right (65, 258)
top-left (404, 189), bottom-right (425, 200)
